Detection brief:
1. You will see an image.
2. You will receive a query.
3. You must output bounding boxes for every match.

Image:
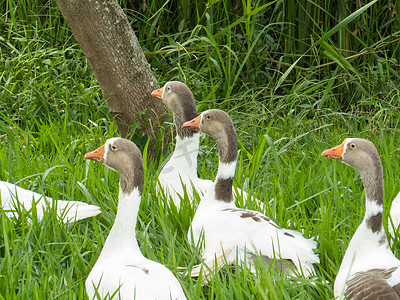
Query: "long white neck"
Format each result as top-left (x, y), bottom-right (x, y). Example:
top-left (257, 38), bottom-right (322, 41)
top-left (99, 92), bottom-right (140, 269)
top-left (335, 208), bottom-right (388, 299)
top-left (334, 183), bottom-right (388, 299)
top-left (216, 160), bottom-right (237, 180)
top-left (209, 125), bottom-right (238, 203)
top-left (348, 155), bottom-right (386, 244)
top-left (203, 160), bottom-right (237, 204)
top-left (163, 133), bottom-right (200, 176)
top-left (100, 186), bottom-right (142, 256)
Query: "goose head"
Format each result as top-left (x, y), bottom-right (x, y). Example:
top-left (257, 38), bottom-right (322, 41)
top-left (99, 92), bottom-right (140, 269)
top-left (182, 109), bottom-right (234, 138)
top-left (85, 138), bottom-right (144, 194)
top-left (151, 81), bottom-right (197, 120)
top-left (322, 138), bottom-right (384, 206)
top-left (321, 138), bottom-right (381, 173)
top-left (151, 81), bottom-right (198, 138)
top-left (182, 109), bottom-right (238, 164)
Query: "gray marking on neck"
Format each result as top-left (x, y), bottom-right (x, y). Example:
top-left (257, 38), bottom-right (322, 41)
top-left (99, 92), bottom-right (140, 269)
top-left (379, 234), bottom-right (387, 245)
top-left (366, 212), bottom-right (383, 233)
top-left (217, 123), bottom-right (238, 164)
top-left (214, 177), bottom-right (233, 202)
top-left (362, 166), bottom-right (384, 207)
top-left (175, 111), bottom-right (197, 139)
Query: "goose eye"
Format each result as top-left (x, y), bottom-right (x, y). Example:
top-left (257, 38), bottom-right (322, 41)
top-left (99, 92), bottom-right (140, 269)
top-left (205, 115), bottom-right (212, 120)
top-left (111, 144), bottom-right (118, 151)
top-left (349, 143), bottom-right (356, 149)
top-left (166, 86), bottom-right (171, 92)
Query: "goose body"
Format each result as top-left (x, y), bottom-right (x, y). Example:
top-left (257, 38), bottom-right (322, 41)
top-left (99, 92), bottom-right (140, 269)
top-left (1, 181), bottom-right (100, 224)
top-left (151, 82), bottom-right (259, 209)
top-left (322, 138), bottom-right (400, 299)
top-left (157, 133), bottom-right (212, 206)
top-left (151, 82), bottom-right (212, 208)
top-left (389, 192), bottom-right (400, 237)
top-left (182, 110), bottom-right (319, 280)
top-left (85, 138), bottom-right (186, 300)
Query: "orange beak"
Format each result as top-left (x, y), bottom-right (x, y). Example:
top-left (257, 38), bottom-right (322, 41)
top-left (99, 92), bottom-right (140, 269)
top-left (182, 114), bottom-right (201, 131)
top-left (321, 140), bottom-right (345, 160)
top-left (85, 144), bottom-right (105, 163)
top-left (151, 87), bottom-right (164, 101)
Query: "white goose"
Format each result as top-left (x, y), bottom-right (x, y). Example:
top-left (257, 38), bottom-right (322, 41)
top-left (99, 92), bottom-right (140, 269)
top-left (1, 181), bottom-right (100, 224)
top-left (85, 138), bottom-right (186, 300)
top-left (322, 138), bottom-right (400, 299)
top-left (389, 192), bottom-right (400, 237)
top-left (182, 109), bottom-right (319, 280)
top-left (151, 81), bottom-right (261, 210)
top-left (151, 82), bottom-right (212, 208)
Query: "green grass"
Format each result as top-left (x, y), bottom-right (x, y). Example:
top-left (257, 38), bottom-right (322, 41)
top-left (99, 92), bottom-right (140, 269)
top-left (2, 92), bottom-right (399, 299)
top-left (1, 0), bottom-right (400, 299)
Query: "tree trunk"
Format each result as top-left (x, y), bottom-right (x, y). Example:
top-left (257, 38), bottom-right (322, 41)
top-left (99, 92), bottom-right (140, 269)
top-left (55, 0), bottom-right (169, 153)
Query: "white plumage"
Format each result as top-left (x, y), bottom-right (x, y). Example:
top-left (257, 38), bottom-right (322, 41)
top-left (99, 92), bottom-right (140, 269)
top-left (322, 138), bottom-right (400, 299)
top-left (86, 189), bottom-right (186, 300)
top-left (182, 110), bottom-right (319, 280)
top-left (188, 171), bottom-right (319, 279)
top-left (333, 220), bottom-right (400, 299)
top-left (157, 134), bottom-right (212, 208)
top-left (85, 138), bottom-right (186, 300)
top-left (388, 192), bottom-right (400, 237)
top-left (1, 181), bottom-right (101, 223)
top-left (151, 82), bottom-right (263, 210)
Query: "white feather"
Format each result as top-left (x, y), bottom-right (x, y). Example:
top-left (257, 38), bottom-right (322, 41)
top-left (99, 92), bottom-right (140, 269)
top-left (334, 220), bottom-right (400, 299)
top-left (388, 192), bottom-right (400, 237)
top-left (157, 134), bottom-right (264, 210)
top-left (189, 177), bottom-right (319, 279)
top-left (216, 161), bottom-right (237, 179)
top-left (86, 187), bottom-right (186, 300)
top-left (1, 181), bottom-right (100, 223)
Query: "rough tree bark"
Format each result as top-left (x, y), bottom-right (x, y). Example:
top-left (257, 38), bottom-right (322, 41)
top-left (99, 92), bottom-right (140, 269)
top-left (55, 0), bottom-right (170, 153)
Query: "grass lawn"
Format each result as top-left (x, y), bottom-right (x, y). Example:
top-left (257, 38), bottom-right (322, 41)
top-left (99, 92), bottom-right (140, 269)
top-left (1, 0), bottom-right (400, 299)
